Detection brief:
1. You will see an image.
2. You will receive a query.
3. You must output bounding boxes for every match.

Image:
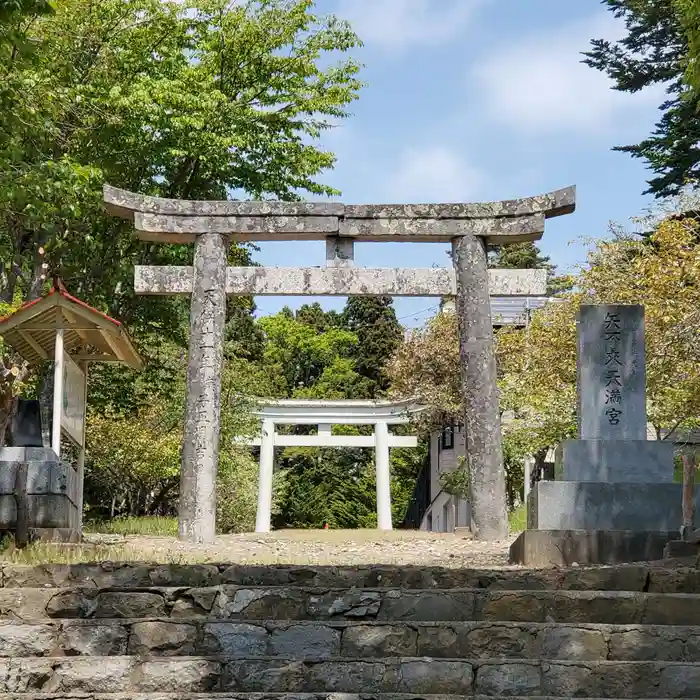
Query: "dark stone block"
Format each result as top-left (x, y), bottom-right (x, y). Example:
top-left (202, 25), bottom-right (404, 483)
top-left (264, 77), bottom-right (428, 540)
top-left (509, 529), bottom-right (680, 567)
top-left (8, 399), bottom-right (43, 447)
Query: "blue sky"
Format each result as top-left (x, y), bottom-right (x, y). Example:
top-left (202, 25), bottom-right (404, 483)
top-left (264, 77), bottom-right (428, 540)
top-left (253, 0), bottom-right (664, 327)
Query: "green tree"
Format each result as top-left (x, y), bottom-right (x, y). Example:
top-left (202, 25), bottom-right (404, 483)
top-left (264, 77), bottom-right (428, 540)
top-left (258, 311), bottom-right (359, 394)
top-left (343, 296), bottom-right (403, 396)
top-left (584, 1), bottom-right (696, 198)
top-left (0, 0), bottom-right (363, 439)
top-left (488, 242), bottom-right (552, 270)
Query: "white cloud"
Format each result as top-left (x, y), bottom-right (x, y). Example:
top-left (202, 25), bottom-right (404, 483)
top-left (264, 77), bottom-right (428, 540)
top-left (334, 0), bottom-right (486, 54)
top-left (386, 146), bottom-right (483, 202)
top-left (471, 13), bottom-right (663, 135)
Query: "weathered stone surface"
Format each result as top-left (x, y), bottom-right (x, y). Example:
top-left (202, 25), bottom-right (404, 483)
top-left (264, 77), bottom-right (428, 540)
top-left (213, 588), bottom-right (309, 620)
top-left (541, 660), bottom-right (663, 697)
top-left (609, 628), bottom-right (684, 661)
top-left (93, 592), bottom-right (166, 619)
top-left (224, 659), bottom-right (306, 692)
top-left (201, 622), bottom-right (268, 656)
top-left (305, 660), bottom-right (390, 693)
top-left (135, 265), bottom-right (547, 298)
top-left (128, 621), bottom-right (197, 655)
top-left (342, 624), bottom-right (416, 657)
top-left (649, 567), bottom-right (700, 593)
top-left (643, 592), bottom-right (700, 625)
top-left (465, 624), bottom-right (535, 659)
top-left (659, 663), bottom-right (700, 697)
top-left (0, 621), bottom-right (55, 656)
top-left (559, 439), bottom-right (675, 483)
top-left (134, 213), bottom-right (339, 243)
top-left (6, 561), bottom-right (700, 592)
top-left (478, 592), bottom-right (548, 623)
top-left (6, 619), bottom-right (700, 662)
top-left (172, 585), bottom-right (221, 616)
top-left (539, 626), bottom-right (607, 661)
top-left (452, 234), bottom-right (507, 541)
top-left (146, 564), bottom-right (221, 588)
top-left (379, 591), bottom-right (476, 622)
top-left (270, 624), bottom-right (340, 658)
top-left (42, 657), bottom-right (133, 692)
top-left (106, 183), bottom-right (576, 221)
top-left (179, 230), bottom-right (228, 545)
top-left (398, 660), bottom-right (473, 694)
top-left (343, 186), bottom-right (576, 220)
top-left (131, 658), bottom-right (221, 692)
top-left (511, 526), bottom-right (684, 566)
top-left (104, 184), bottom-right (346, 219)
top-left (61, 622), bottom-right (128, 656)
top-left (339, 214), bottom-right (546, 243)
top-left (308, 591), bottom-right (382, 619)
top-left (45, 590), bottom-right (92, 619)
top-left (474, 661), bottom-right (540, 696)
top-left (477, 590), bottom-right (660, 625)
top-left (9, 583), bottom-right (700, 629)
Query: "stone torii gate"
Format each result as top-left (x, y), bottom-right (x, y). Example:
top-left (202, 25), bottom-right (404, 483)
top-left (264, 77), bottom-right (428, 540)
top-left (104, 184), bottom-right (575, 544)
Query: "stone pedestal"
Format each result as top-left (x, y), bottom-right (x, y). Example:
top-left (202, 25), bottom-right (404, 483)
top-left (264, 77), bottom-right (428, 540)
top-left (0, 447), bottom-right (80, 541)
top-left (516, 305), bottom-right (681, 565)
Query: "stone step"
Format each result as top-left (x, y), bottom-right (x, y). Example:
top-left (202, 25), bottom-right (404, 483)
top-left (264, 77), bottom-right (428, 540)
top-left (2, 563), bottom-right (698, 593)
top-left (1, 619), bottom-right (699, 662)
top-left (0, 696), bottom-right (698, 700)
top-left (2, 586), bottom-right (699, 625)
top-left (0, 657), bottom-right (697, 696)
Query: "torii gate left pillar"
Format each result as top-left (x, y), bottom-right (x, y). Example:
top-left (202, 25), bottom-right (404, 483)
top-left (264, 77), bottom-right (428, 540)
top-left (104, 185), bottom-right (575, 544)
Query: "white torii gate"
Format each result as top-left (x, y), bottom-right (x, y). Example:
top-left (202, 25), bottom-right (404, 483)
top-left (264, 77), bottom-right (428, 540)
top-left (246, 399), bottom-right (423, 532)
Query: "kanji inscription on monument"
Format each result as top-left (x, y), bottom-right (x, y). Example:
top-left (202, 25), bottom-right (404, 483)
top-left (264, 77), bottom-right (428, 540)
top-left (577, 304), bottom-right (645, 440)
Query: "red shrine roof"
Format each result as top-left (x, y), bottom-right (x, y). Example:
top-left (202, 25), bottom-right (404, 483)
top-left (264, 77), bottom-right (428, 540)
top-left (0, 282), bottom-right (142, 369)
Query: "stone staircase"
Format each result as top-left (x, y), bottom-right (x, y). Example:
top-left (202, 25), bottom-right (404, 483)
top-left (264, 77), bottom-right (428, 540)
top-left (0, 562), bottom-right (700, 697)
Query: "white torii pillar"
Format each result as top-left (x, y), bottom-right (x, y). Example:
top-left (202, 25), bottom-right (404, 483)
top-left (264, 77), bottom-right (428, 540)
top-left (255, 419), bottom-right (275, 533)
top-left (375, 420), bottom-right (392, 530)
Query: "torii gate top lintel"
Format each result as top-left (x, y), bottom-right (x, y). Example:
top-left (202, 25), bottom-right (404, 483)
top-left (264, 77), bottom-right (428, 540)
top-left (252, 398), bottom-right (425, 425)
top-left (104, 184), bottom-right (576, 244)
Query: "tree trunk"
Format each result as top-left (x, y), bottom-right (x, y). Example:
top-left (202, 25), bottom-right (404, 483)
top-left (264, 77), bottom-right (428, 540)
top-left (452, 234), bottom-right (508, 541)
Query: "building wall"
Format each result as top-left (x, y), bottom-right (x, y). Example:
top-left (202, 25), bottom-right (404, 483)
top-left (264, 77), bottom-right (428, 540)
top-left (423, 424), bottom-right (470, 533)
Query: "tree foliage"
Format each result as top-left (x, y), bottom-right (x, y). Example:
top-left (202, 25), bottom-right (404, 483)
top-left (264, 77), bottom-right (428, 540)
top-left (257, 299), bottom-right (425, 529)
top-left (0, 0), bottom-right (363, 437)
top-left (388, 199), bottom-right (700, 506)
top-left (584, 0), bottom-right (696, 198)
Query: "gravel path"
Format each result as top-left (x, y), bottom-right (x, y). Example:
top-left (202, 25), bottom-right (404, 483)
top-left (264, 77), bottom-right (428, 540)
top-left (82, 529), bottom-right (517, 568)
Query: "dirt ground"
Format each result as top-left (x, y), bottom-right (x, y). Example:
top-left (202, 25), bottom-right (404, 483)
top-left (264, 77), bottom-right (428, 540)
top-left (72, 529), bottom-right (517, 568)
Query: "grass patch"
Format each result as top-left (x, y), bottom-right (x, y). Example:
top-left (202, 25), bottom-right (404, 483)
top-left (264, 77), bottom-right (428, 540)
top-left (509, 504), bottom-right (527, 534)
top-left (0, 538), bottom-right (127, 565)
top-left (85, 516), bottom-right (178, 537)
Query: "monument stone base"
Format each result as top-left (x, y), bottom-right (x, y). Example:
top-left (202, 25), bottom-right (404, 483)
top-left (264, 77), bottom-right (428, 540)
top-left (0, 447), bottom-right (80, 541)
top-left (528, 480), bottom-right (695, 531)
top-left (510, 528), bottom-right (682, 567)
top-left (556, 439), bottom-right (675, 483)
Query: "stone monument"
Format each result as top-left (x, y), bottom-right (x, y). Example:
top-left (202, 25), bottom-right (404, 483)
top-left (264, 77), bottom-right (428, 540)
top-left (513, 304), bottom-right (699, 565)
